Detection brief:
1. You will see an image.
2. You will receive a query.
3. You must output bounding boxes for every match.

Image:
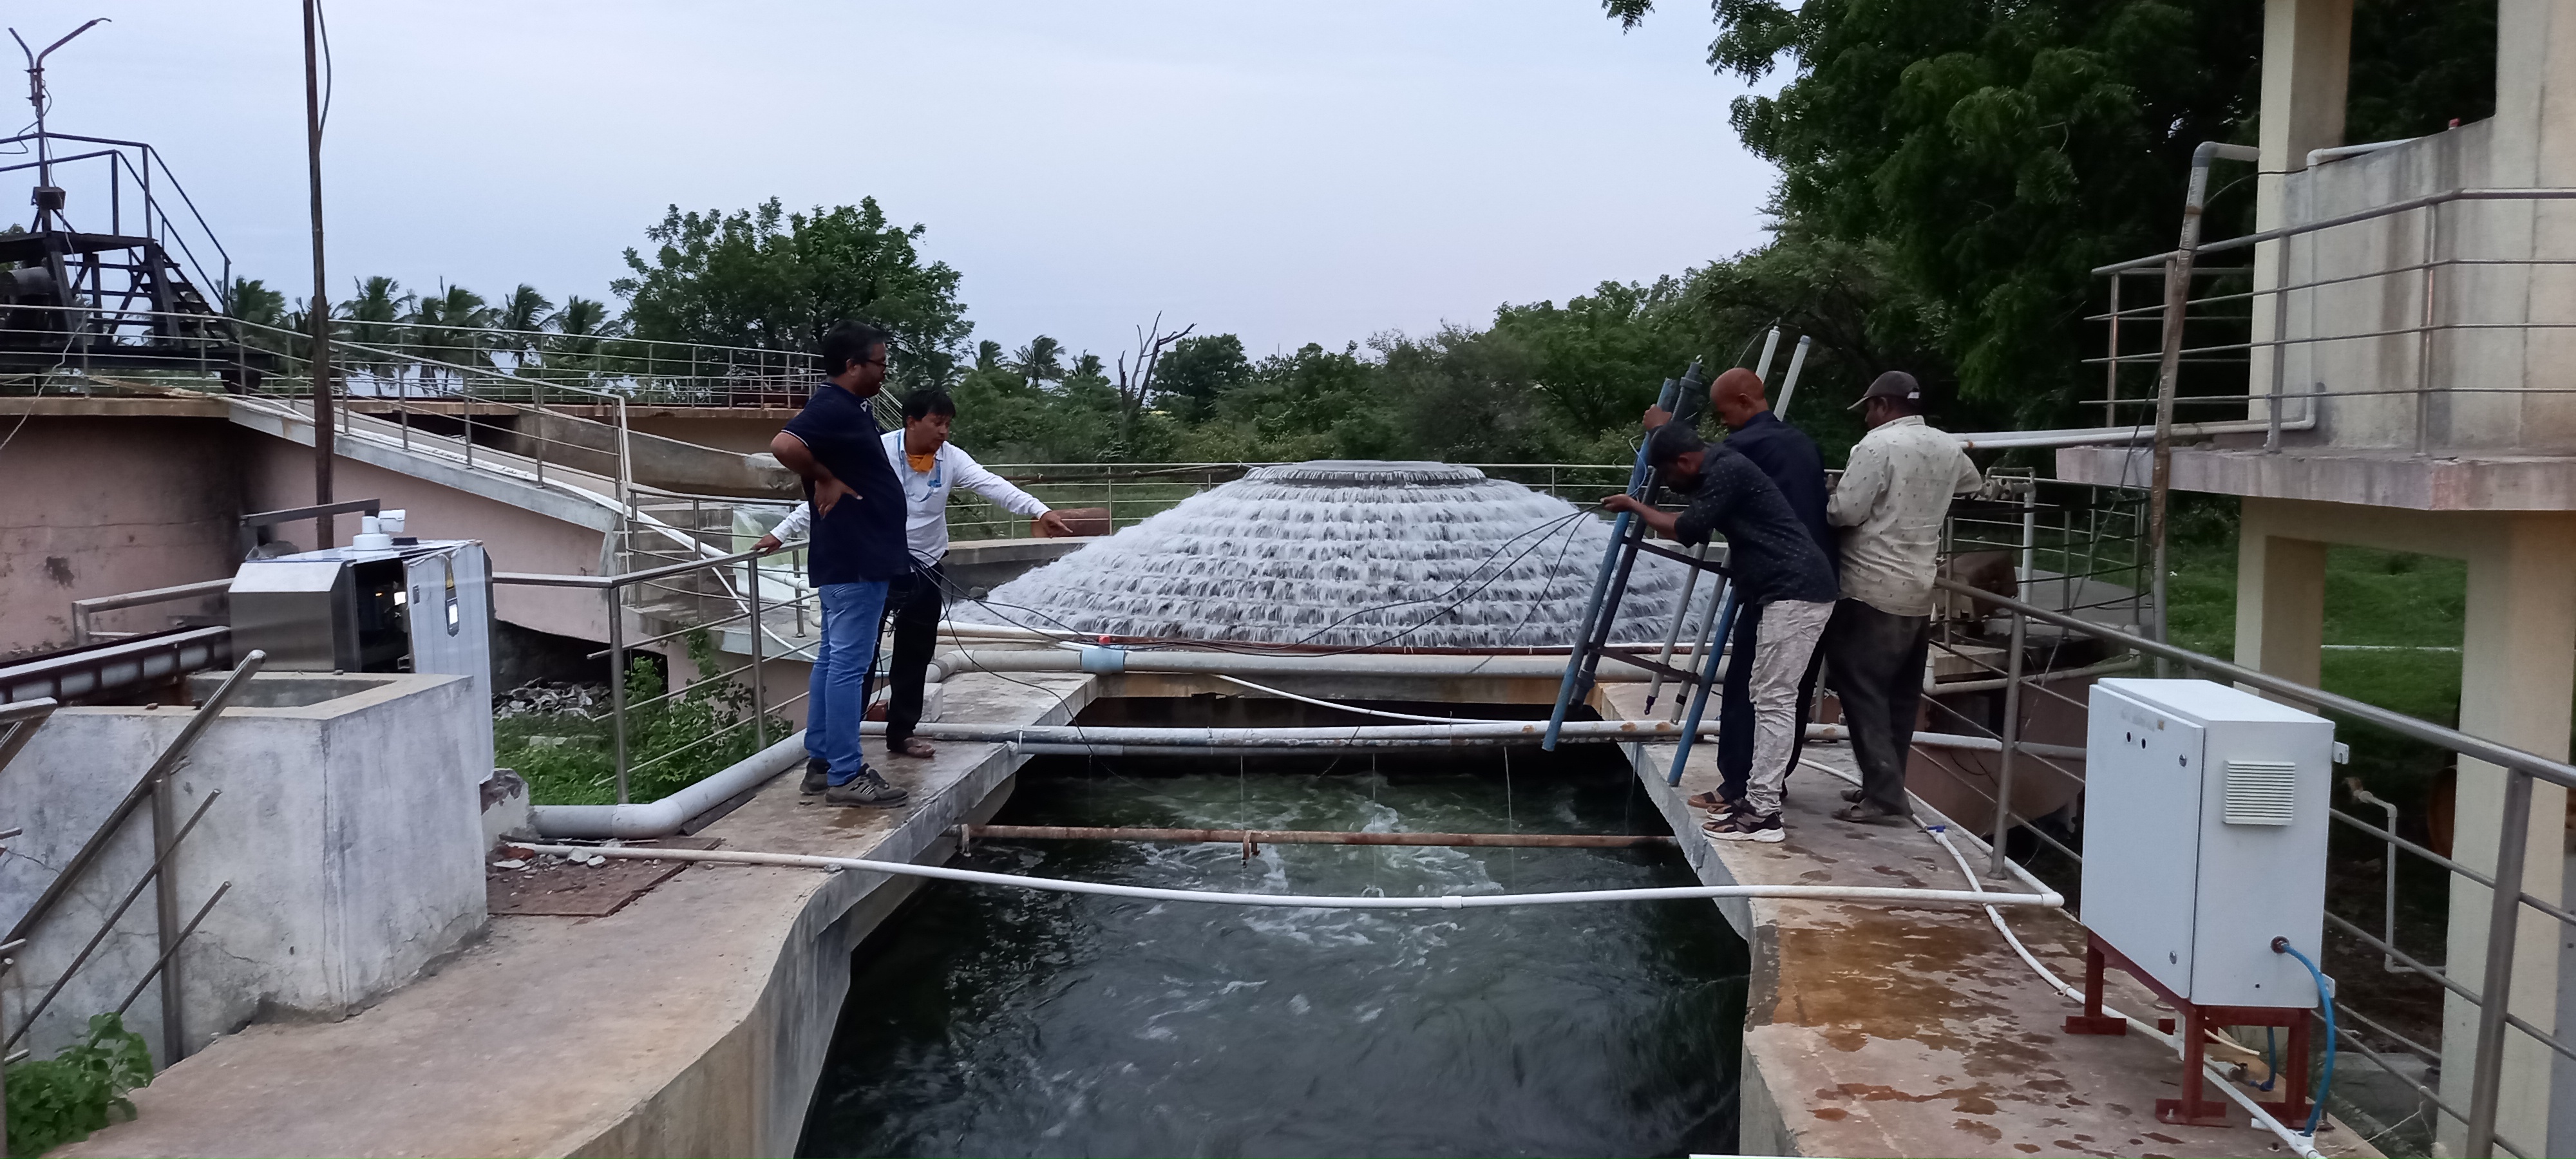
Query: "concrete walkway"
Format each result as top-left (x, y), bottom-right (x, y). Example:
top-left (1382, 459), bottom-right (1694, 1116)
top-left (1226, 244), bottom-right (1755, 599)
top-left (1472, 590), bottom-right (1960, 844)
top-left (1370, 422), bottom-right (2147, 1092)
top-left (1599, 683), bottom-right (2382, 1158)
top-left (59, 672), bottom-right (1091, 1158)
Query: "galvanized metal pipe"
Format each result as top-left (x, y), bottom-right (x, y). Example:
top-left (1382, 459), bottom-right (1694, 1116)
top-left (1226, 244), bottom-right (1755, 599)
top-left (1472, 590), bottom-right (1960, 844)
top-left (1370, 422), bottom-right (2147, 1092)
top-left (963, 825), bottom-right (1672, 849)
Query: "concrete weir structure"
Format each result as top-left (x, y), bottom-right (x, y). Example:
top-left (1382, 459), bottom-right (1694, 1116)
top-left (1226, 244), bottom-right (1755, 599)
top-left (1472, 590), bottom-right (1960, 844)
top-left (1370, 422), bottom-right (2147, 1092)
top-left (1, 672), bottom-right (488, 1064)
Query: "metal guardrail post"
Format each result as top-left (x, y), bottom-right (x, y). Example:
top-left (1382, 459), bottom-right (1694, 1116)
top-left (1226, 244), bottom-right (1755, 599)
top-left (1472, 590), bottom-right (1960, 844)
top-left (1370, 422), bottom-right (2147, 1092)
top-left (747, 554), bottom-right (766, 751)
top-left (608, 582), bottom-right (630, 805)
top-left (1987, 605), bottom-right (2027, 880)
top-left (2103, 273), bottom-right (2121, 426)
top-left (150, 751), bottom-right (185, 1064)
top-left (3, 653), bottom-right (265, 954)
top-left (2467, 768), bottom-right (2534, 1158)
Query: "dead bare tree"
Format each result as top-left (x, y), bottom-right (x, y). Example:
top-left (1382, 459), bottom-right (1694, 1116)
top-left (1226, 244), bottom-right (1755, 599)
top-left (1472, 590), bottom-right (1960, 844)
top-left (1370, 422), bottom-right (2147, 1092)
top-left (1113, 313), bottom-right (1196, 430)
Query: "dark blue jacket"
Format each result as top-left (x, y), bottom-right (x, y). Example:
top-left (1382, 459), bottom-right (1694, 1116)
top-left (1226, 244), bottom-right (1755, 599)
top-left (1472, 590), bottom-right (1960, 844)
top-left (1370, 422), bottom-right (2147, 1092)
top-left (1722, 410), bottom-right (1836, 574)
top-left (1671, 444), bottom-right (1842, 607)
top-left (782, 381), bottom-right (909, 584)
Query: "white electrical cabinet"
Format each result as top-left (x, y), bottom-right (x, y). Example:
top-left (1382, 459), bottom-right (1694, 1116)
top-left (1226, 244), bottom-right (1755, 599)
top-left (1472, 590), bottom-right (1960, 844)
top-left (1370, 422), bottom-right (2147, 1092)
top-left (2081, 679), bottom-right (2334, 1008)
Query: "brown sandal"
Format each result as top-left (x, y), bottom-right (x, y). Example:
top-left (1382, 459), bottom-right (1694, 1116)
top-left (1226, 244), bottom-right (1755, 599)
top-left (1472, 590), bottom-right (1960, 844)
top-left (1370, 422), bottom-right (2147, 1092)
top-left (891, 736), bottom-right (936, 759)
top-left (1685, 789), bottom-right (1740, 813)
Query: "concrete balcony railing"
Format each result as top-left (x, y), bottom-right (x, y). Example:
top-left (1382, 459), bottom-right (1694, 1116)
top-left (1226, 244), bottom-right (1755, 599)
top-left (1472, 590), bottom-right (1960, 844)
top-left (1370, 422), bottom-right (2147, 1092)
top-left (2083, 164), bottom-right (2576, 509)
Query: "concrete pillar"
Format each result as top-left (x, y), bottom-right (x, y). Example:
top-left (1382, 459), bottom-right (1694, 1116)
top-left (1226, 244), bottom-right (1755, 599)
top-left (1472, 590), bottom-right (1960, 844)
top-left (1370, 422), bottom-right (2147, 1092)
top-left (2250, 0), bottom-right (2353, 425)
top-left (2231, 501), bottom-right (2327, 690)
top-left (2492, 0), bottom-right (2576, 188)
top-left (2441, 514), bottom-right (2576, 1156)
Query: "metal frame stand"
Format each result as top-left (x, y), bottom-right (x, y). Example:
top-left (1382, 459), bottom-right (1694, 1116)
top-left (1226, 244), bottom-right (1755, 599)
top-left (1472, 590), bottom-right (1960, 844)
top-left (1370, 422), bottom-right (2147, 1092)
top-left (2064, 932), bottom-right (2313, 1127)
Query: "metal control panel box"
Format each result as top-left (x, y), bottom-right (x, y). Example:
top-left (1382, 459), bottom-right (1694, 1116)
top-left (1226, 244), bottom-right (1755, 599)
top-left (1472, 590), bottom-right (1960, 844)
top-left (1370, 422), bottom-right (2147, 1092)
top-left (2081, 679), bottom-right (2334, 1007)
top-left (231, 541), bottom-right (494, 777)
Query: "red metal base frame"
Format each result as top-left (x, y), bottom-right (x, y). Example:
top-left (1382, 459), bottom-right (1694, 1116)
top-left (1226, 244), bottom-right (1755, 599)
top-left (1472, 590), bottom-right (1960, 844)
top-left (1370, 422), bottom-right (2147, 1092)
top-left (2061, 933), bottom-right (2312, 1127)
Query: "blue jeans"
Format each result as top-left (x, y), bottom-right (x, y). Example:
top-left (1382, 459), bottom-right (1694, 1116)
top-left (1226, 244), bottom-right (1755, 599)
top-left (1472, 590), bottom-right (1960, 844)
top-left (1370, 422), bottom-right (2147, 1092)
top-left (808, 580), bottom-right (889, 786)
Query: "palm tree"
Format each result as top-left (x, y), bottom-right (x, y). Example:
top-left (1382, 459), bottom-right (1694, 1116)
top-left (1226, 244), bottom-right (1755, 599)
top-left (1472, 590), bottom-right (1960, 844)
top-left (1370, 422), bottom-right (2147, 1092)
top-left (974, 339), bottom-right (1005, 374)
top-left (492, 284), bottom-right (553, 370)
top-left (1010, 335), bottom-right (1065, 387)
top-left (538, 295), bottom-right (621, 393)
top-left (336, 276), bottom-right (412, 382)
top-left (404, 282), bottom-right (494, 391)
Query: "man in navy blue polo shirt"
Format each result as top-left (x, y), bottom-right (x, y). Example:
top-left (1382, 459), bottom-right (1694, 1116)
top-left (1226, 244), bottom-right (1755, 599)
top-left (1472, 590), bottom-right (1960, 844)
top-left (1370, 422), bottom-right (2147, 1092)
top-left (770, 323), bottom-right (912, 807)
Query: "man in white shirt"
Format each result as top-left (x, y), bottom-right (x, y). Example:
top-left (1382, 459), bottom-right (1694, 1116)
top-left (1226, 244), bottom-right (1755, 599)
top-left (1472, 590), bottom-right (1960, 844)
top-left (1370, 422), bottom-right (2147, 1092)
top-left (762, 390), bottom-right (1069, 760)
top-left (1822, 371), bottom-right (1984, 825)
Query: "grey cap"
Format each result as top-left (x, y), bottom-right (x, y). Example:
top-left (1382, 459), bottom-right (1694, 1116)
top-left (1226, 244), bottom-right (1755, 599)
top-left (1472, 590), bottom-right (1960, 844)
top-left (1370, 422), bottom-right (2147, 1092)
top-left (1849, 370), bottom-right (1922, 410)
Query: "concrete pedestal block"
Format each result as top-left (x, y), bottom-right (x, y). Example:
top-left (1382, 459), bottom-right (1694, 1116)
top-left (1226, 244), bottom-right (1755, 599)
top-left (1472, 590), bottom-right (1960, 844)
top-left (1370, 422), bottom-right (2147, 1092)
top-left (0, 672), bottom-right (489, 1065)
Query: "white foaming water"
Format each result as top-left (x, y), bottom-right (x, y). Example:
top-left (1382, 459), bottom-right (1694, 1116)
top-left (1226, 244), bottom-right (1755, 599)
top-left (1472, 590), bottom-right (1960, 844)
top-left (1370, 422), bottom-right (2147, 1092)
top-left (956, 460), bottom-right (1714, 648)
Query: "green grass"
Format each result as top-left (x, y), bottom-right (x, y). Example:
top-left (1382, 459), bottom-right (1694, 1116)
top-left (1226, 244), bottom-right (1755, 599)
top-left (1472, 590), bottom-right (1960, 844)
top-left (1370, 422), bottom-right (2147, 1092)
top-left (500, 632), bottom-right (789, 806)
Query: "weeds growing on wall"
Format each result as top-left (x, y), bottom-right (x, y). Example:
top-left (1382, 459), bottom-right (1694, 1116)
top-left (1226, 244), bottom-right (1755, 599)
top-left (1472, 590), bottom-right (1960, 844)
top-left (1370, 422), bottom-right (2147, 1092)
top-left (501, 630), bottom-right (789, 806)
top-left (6, 1013), bottom-right (153, 1156)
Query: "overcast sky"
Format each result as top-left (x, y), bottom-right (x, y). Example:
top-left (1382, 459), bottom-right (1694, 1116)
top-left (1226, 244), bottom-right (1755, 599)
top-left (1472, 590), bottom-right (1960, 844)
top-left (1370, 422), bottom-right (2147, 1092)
top-left (23, 1), bottom-right (1777, 361)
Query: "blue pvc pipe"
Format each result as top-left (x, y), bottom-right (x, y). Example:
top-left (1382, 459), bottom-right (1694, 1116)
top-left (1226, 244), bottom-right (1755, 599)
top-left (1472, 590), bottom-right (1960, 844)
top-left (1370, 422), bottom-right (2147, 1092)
top-left (1545, 377), bottom-right (1680, 749)
top-left (1665, 583), bottom-right (1738, 785)
top-left (2276, 939), bottom-right (2337, 1136)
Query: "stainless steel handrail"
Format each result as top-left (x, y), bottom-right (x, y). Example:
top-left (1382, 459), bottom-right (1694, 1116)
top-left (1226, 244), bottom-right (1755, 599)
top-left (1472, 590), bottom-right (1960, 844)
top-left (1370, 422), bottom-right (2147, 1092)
top-left (1938, 575), bottom-right (2566, 1156)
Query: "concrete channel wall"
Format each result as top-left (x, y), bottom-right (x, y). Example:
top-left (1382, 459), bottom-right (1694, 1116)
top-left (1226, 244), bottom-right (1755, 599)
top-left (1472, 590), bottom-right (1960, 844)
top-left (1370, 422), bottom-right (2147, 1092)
top-left (566, 733), bottom-right (1039, 1156)
top-left (0, 673), bottom-right (488, 1064)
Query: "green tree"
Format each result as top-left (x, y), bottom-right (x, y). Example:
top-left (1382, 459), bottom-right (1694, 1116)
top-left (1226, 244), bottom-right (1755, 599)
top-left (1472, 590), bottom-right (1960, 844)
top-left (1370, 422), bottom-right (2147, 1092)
top-left (612, 197), bottom-right (970, 393)
top-left (1604, 0), bottom-right (2499, 423)
top-left (493, 284), bottom-right (554, 347)
top-left (1010, 335), bottom-right (1066, 386)
top-left (406, 282), bottom-right (495, 388)
top-left (223, 278), bottom-right (292, 357)
top-left (1492, 276), bottom-right (1699, 430)
top-left (1155, 333), bottom-right (1252, 423)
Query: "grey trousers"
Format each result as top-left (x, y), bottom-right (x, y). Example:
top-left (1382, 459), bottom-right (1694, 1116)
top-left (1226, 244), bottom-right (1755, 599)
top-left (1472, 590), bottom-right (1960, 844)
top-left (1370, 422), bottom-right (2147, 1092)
top-left (1822, 598), bottom-right (1931, 815)
top-left (1742, 599), bottom-right (1835, 816)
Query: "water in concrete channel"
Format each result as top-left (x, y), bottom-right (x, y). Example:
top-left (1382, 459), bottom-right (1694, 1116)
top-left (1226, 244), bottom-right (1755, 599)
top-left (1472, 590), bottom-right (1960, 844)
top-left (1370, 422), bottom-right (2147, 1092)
top-left (799, 735), bottom-right (1747, 1157)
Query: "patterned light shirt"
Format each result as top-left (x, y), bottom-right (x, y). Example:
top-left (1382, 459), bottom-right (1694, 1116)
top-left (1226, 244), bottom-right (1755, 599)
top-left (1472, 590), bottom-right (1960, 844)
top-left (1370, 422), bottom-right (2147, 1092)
top-left (1827, 416), bottom-right (1984, 617)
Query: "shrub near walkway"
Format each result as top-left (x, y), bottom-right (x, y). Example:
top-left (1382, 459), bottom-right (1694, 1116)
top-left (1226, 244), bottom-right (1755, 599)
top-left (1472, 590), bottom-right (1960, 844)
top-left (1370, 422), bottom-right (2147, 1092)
top-left (500, 631), bottom-right (788, 807)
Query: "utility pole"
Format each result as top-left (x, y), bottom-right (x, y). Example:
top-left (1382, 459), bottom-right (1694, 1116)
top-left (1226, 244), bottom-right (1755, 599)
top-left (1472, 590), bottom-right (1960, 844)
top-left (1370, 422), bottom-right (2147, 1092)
top-left (302, 0), bottom-right (334, 547)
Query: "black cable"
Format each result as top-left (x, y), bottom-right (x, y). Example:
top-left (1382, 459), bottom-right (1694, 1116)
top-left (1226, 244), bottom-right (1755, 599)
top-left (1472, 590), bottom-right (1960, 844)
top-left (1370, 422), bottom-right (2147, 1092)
top-left (314, 0), bottom-right (334, 135)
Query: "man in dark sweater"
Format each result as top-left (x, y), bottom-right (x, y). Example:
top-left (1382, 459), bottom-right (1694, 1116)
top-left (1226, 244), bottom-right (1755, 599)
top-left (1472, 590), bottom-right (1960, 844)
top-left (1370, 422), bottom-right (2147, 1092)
top-left (1651, 369), bottom-right (1837, 816)
top-left (1602, 422), bottom-right (1841, 843)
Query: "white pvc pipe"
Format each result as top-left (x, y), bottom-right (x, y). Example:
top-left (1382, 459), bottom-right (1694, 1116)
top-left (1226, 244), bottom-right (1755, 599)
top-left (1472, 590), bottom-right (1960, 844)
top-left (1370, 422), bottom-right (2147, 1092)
top-left (512, 842), bottom-right (2061, 912)
top-left (1793, 756), bottom-right (2322, 1159)
top-left (900, 719), bottom-right (1706, 747)
top-left (928, 646), bottom-right (1698, 684)
top-left (1949, 415), bottom-right (2314, 451)
top-left (525, 719), bottom-right (2071, 838)
top-left (529, 733), bottom-right (805, 839)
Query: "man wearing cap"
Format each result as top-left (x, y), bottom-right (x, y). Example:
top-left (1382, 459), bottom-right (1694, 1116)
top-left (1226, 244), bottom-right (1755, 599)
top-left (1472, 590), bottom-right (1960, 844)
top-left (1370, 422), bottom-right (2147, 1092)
top-left (1644, 368), bottom-right (1835, 818)
top-left (1823, 371), bottom-right (1984, 825)
top-left (1604, 422), bottom-right (1840, 843)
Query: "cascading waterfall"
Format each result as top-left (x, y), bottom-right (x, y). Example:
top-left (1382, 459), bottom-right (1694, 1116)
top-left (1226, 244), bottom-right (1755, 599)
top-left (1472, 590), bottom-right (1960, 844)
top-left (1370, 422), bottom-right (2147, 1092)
top-left (954, 460), bottom-right (1714, 649)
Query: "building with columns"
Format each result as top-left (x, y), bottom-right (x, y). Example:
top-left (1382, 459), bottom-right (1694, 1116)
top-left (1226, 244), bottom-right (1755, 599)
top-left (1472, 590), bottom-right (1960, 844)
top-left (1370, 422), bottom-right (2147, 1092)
top-left (2059, 1), bottom-right (2576, 1151)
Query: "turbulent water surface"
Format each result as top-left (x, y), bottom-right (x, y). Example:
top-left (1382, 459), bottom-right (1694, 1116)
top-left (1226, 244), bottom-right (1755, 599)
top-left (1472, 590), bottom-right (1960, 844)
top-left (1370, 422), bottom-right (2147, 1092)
top-left (798, 751), bottom-right (1747, 1158)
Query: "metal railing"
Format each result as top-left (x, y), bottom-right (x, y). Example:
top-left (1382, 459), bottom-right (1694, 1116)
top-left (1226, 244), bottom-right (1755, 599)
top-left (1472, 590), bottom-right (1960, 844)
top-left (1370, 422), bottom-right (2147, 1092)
top-left (0, 132), bottom-right (236, 313)
top-left (494, 543), bottom-right (819, 805)
top-left (2090, 185), bottom-right (2576, 455)
top-left (1942, 563), bottom-right (2569, 1158)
